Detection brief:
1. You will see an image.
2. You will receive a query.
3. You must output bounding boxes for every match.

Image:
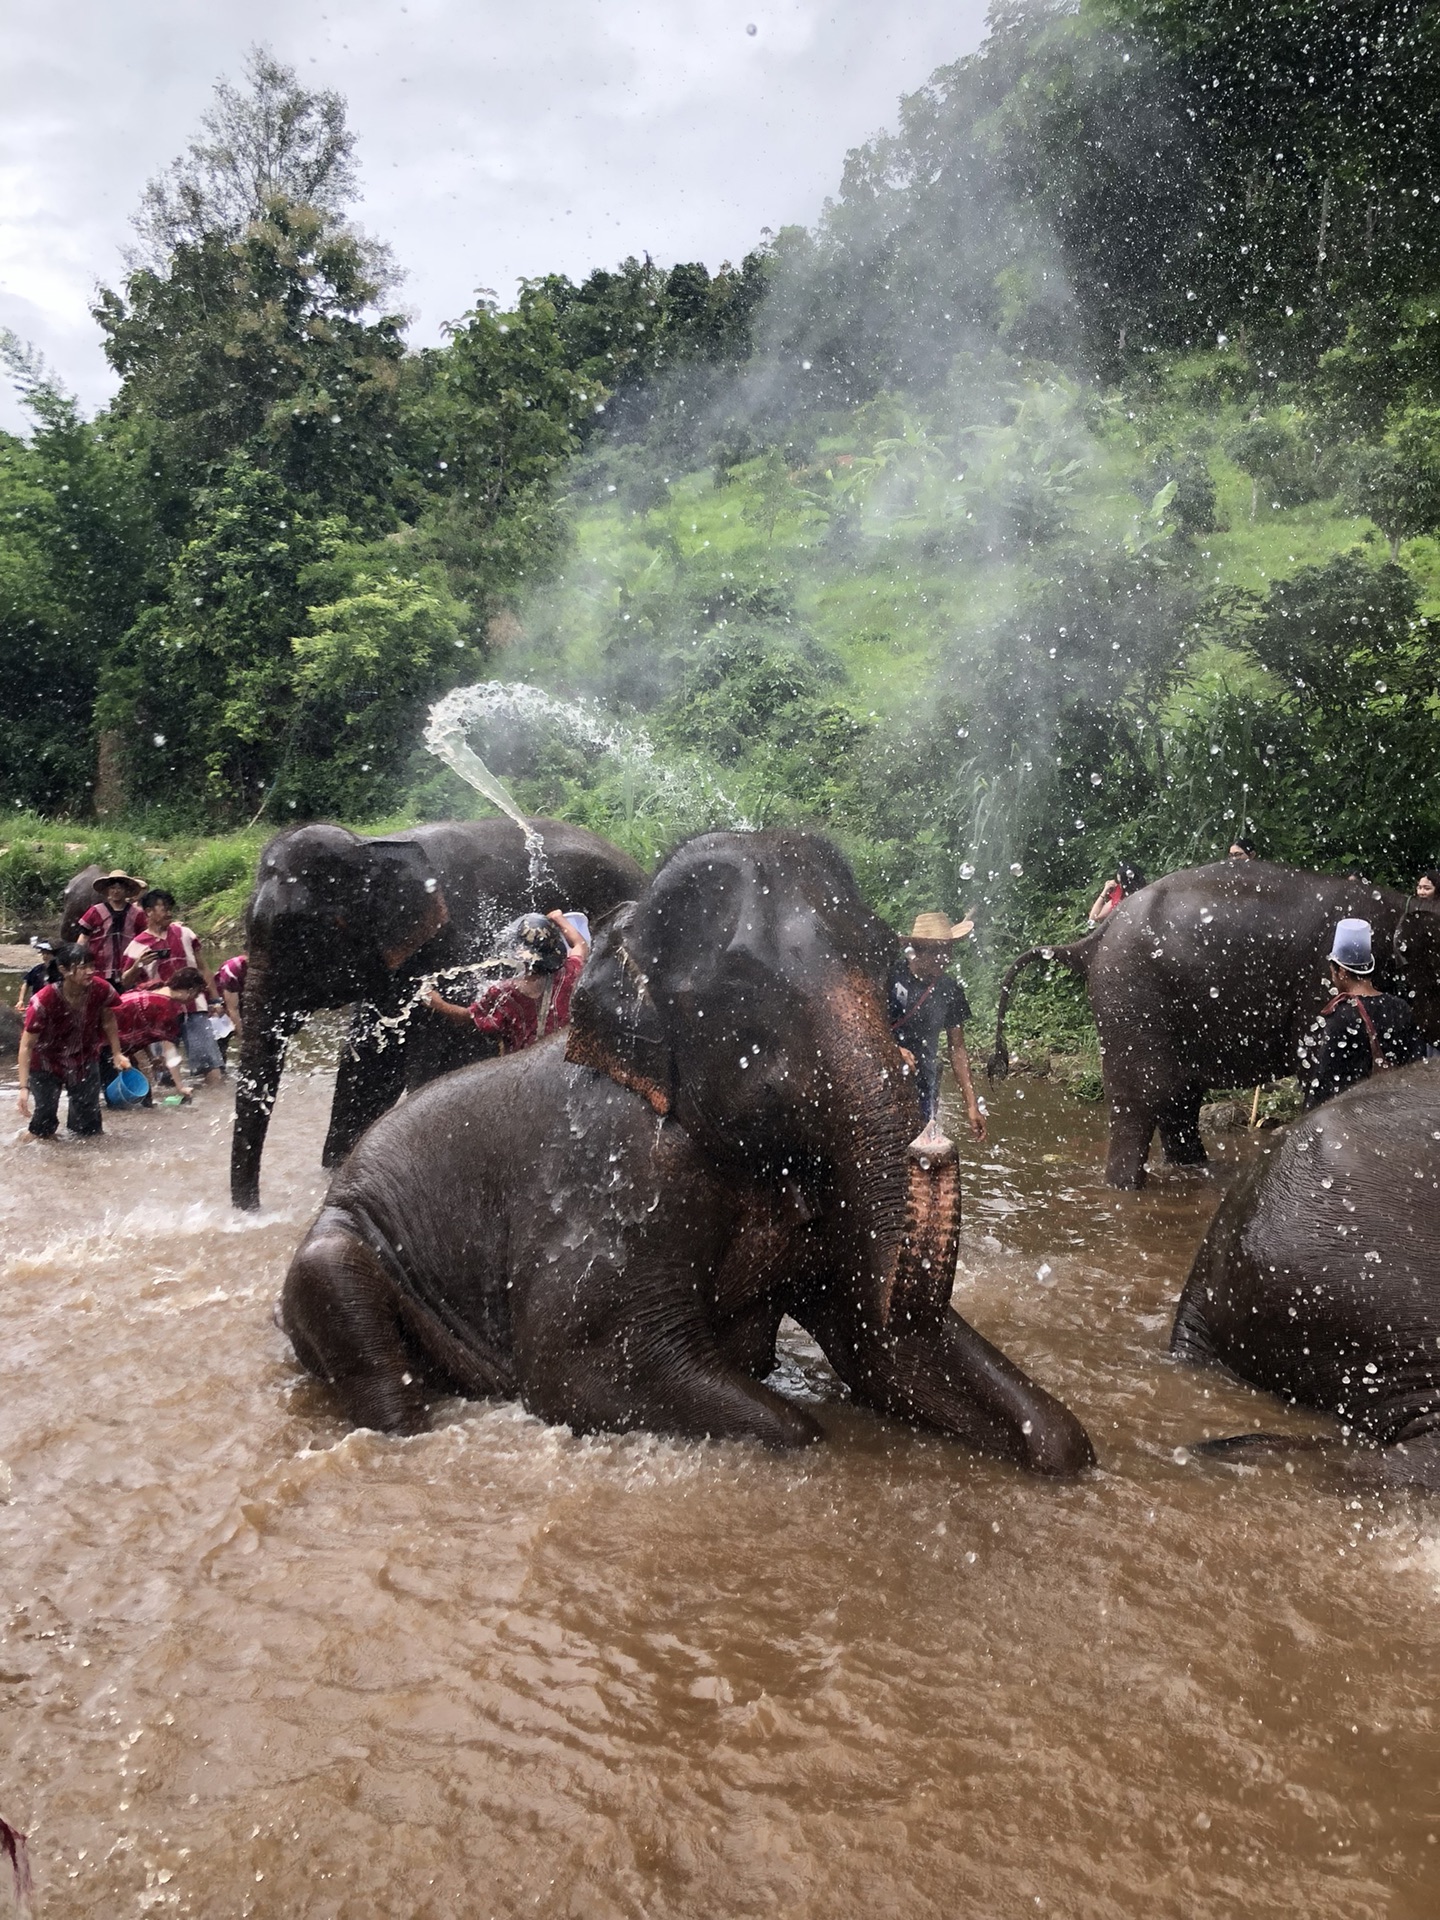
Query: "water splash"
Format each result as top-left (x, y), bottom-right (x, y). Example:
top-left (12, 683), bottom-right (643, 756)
top-left (425, 691), bottom-right (552, 892)
top-left (425, 681), bottom-right (746, 836)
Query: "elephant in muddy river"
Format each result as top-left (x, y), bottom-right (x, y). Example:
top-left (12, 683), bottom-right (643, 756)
top-left (280, 830), bottom-right (1095, 1472)
top-left (989, 860), bottom-right (1440, 1188)
top-left (1171, 1061), bottom-right (1440, 1489)
top-left (232, 817), bottom-right (645, 1210)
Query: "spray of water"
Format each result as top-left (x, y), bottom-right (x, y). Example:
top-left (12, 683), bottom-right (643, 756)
top-left (425, 681), bottom-right (747, 838)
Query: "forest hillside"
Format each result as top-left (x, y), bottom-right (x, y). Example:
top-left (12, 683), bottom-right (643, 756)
top-left (3, 3), bottom-right (1438, 1054)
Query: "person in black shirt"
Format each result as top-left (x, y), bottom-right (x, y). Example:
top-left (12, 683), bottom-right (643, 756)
top-left (18, 940), bottom-right (62, 1010)
top-left (888, 911), bottom-right (987, 1141)
top-left (1299, 917), bottom-right (1422, 1110)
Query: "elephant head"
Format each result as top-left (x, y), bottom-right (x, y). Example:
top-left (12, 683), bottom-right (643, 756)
top-left (233, 826), bottom-right (449, 1209)
top-left (567, 831), bottom-right (1095, 1472)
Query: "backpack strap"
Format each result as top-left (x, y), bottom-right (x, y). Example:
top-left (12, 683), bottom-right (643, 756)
top-left (891, 980), bottom-right (936, 1033)
top-left (1321, 992), bottom-right (1387, 1069)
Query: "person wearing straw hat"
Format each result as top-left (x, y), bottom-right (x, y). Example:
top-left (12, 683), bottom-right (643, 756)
top-left (888, 911), bottom-right (986, 1141)
top-left (1298, 917), bottom-right (1421, 1111)
top-left (75, 871), bottom-right (146, 988)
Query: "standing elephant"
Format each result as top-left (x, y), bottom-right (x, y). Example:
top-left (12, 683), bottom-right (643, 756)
top-left (1171, 1061), bottom-right (1440, 1488)
top-left (989, 860), bottom-right (1440, 1187)
top-left (58, 865), bottom-right (104, 941)
top-left (232, 817), bottom-right (645, 1210)
top-left (280, 830), bottom-right (1095, 1473)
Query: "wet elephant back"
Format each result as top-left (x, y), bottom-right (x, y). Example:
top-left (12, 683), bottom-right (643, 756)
top-left (402, 819), bottom-right (644, 964)
top-left (1173, 1063), bottom-right (1440, 1436)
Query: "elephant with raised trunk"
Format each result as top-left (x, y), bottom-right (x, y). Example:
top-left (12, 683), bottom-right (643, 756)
top-left (231, 817), bottom-right (645, 1210)
top-left (1171, 1061), bottom-right (1440, 1489)
top-left (280, 831), bottom-right (1095, 1472)
top-left (988, 860), bottom-right (1440, 1188)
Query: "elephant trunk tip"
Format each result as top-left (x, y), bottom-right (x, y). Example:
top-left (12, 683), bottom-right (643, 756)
top-left (986, 1042), bottom-right (1010, 1081)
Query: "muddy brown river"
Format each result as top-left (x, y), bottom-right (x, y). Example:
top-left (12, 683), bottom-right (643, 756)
top-left (3, 1058), bottom-right (1439, 1919)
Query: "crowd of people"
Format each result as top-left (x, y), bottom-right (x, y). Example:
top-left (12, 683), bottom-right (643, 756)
top-left (16, 869), bottom-right (239, 1139)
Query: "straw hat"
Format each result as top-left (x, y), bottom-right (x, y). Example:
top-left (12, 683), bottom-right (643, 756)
top-left (908, 911), bottom-right (974, 944)
top-left (93, 869), bottom-right (145, 896)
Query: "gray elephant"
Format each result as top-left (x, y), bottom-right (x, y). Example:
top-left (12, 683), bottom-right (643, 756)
top-left (58, 865), bottom-right (104, 942)
top-left (989, 859), bottom-right (1440, 1187)
top-left (1171, 1061), bottom-right (1440, 1488)
top-left (232, 817), bottom-right (645, 1209)
top-left (280, 830), bottom-right (1095, 1474)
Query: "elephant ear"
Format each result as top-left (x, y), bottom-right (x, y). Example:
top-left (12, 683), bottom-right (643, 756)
top-left (565, 902), bottom-right (673, 1115)
top-left (361, 840), bottom-right (449, 967)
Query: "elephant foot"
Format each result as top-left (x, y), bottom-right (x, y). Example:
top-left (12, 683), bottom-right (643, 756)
top-left (833, 1314), bottom-right (1095, 1476)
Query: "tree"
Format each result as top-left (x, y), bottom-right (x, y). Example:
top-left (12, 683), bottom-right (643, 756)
top-left (1340, 410), bottom-right (1440, 557)
top-left (130, 46), bottom-right (388, 283)
top-left (95, 198), bottom-right (406, 510)
top-left (0, 338), bottom-right (156, 812)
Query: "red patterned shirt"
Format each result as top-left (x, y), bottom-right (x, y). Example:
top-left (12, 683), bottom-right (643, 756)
top-left (115, 990), bottom-right (184, 1050)
top-left (77, 901), bottom-right (145, 981)
top-left (123, 922), bottom-right (207, 1010)
top-left (470, 952), bottom-right (583, 1053)
top-left (23, 978), bottom-right (120, 1078)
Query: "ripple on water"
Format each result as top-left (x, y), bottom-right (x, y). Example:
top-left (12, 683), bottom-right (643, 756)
top-left (1, 1067), bottom-right (1440, 1917)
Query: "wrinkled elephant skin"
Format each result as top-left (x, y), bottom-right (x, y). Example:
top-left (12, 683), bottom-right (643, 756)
top-left (281, 831), bottom-right (1094, 1474)
top-left (1172, 1061), bottom-right (1440, 1487)
top-left (231, 817), bottom-right (645, 1209)
top-left (990, 861), bottom-right (1440, 1187)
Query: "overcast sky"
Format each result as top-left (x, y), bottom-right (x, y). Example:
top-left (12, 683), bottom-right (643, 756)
top-left (0, 0), bottom-right (987, 433)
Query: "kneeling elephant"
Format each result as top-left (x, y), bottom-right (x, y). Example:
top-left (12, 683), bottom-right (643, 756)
top-left (281, 830), bottom-right (1094, 1474)
top-left (1171, 1061), bottom-right (1440, 1487)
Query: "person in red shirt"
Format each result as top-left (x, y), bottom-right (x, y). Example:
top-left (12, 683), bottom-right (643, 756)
top-left (1086, 861), bottom-right (1148, 927)
top-left (121, 888), bottom-right (224, 1083)
top-left (115, 969), bottom-right (208, 1102)
top-left (76, 871), bottom-right (146, 986)
top-left (17, 943), bottom-right (132, 1138)
top-left (427, 911), bottom-right (590, 1054)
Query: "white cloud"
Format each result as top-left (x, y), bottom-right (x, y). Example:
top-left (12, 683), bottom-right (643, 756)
top-left (0, 0), bottom-right (986, 431)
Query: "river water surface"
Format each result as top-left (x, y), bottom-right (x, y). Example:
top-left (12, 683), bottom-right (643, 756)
top-left (2, 1061), bottom-right (1439, 1918)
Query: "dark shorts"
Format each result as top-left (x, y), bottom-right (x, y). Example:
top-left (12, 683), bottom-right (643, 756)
top-left (28, 1061), bottom-right (104, 1138)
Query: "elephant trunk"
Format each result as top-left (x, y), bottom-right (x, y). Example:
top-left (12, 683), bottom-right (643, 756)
top-left (823, 977), bottom-right (959, 1330)
top-left (816, 976), bottom-right (1094, 1477)
top-left (231, 950), bottom-right (291, 1210)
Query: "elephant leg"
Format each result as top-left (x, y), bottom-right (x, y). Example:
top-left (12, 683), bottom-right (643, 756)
top-left (324, 1011), bottom-right (408, 1168)
top-left (536, 1339), bottom-right (823, 1450)
top-left (1158, 1085), bottom-right (1208, 1166)
top-left (281, 1211), bottom-right (433, 1434)
top-left (799, 1292), bottom-right (1094, 1475)
top-left (1104, 1091), bottom-right (1156, 1189)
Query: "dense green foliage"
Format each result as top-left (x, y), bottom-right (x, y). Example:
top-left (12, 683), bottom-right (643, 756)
top-left (2, 10), bottom-right (1438, 987)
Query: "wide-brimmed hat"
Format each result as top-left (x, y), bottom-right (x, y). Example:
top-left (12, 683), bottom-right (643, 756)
top-left (908, 911), bottom-right (974, 944)
top-left (1328, 917), bottom-right (1375, 975)
top-left (92, 869), bottom-right (144, 896)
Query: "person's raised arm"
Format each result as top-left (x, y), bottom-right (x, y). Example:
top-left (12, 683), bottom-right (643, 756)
top-left (426, 987), bottom-right (475, 1024)
top-left (947, 1024), bottom-right (987, 1142)
top-left (547, 909), bottom-right (591, 961)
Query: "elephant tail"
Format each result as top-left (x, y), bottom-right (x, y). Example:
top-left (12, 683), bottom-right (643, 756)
top-left (986, 928), bottom-right (1102, 1080)
top-left (1188, 1430), bottom-right (1440, 1490)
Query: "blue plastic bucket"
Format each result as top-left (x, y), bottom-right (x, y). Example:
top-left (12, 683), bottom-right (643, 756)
top-left (104, 1066), bottom-right (150, 1109)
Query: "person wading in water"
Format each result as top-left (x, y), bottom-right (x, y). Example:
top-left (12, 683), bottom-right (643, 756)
top-left (427, 911), bottom-right (590, 1053)
top-left (16, 942), bottom-right (133, 1139)
top-left (1299, 917), bottom-right (1422, 1110)
top-left (889, 912), bottom-right (987, 1145)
